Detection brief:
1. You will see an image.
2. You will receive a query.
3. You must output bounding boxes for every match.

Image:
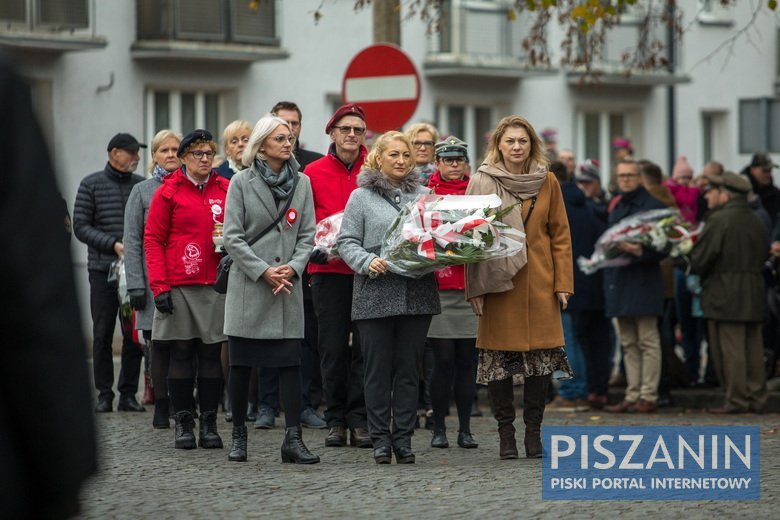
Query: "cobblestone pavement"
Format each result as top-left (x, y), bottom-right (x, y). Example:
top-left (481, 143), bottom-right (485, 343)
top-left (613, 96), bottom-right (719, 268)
top-left (77, 393), bottom-right (780, 519)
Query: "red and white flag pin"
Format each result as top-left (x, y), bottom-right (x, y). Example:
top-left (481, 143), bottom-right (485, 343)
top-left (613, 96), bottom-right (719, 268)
top-left (285, 208), bottom-right (298, 229)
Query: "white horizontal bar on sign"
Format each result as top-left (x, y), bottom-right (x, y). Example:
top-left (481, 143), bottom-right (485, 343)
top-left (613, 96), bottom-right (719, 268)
top-left (344, 75), bottom-right (418, 103)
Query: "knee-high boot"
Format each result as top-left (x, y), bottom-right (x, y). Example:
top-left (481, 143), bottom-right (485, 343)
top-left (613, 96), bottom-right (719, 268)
top-left (523, 374), bottom-right (551, 458)
top-left (488, 378), bottom-right (518, 459)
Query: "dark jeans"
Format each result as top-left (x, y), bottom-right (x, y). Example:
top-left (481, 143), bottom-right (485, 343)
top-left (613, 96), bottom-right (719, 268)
top-left (571, 309), bottom-right (612, 397)
top-left (357, 314), bottom-right (432, 450)
top-left (311, 273), bottom-right (366, 429)
top-left (89, 270), bottom-right (143, 400)
top-left (258, 298), bottom-right (319, 412)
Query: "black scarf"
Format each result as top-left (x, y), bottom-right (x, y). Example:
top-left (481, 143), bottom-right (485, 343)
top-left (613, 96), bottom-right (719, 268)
top-left (254, 156), bottom-right (300, 200)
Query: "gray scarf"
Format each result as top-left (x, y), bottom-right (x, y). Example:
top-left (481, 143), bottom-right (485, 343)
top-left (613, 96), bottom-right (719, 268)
top-left (254, 156), bottom-right (300, 200)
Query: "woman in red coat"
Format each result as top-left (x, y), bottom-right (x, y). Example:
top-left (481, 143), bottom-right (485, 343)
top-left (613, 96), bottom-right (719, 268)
top-left (145, 129), bottom-right (230, 451)
top-left (426, 137), bottom-right (479, 450)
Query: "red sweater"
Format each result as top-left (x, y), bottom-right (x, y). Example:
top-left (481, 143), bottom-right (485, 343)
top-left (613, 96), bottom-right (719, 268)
top-left (428, 171), bottom-right (470, 291)
top-left (304, 146), bottom-right (367, 275)
top-left (144, 169), bottom-right (229, 296)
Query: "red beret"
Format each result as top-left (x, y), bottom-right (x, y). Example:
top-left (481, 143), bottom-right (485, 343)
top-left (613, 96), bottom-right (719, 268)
top-left (325, 103), bottom-right (366, 134)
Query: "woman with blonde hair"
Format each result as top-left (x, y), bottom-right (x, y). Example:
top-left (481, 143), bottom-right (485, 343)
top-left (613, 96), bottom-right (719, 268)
top-left (337, 131), bottom-right (441, 464)
top-left (216, 119), bottom-right (252, 180)
top-left (124, 129), bottom-right (181, 428)
top-left (405, 122), bottom-right (439, 185)
top-left (466, 115), bottom-right (573, 460)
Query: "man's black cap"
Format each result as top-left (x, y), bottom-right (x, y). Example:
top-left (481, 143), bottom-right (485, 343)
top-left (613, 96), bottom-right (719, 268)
top-left (177, 129), bottom-right (214, 157)
top-left (107, 133), bottom-right (147, 152)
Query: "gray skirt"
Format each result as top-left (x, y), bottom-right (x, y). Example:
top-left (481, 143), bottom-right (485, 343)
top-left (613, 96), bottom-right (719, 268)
top-left (427, 290), bottom-right (478, 339)
top-left (152, 285), bottom-right (227, 344)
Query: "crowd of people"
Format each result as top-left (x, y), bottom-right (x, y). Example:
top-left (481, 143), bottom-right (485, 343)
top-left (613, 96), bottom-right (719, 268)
top-left (72, 101), bottom-right (779, 469)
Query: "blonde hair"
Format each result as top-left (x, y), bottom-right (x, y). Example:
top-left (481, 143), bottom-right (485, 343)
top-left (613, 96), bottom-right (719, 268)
top-left (484, 115), bottom-right (548, 174)
top-left (221, 119), bottom-right (252, 156)
top-left (363, 131), bottom-right (414, 173)
top-left (147, 129), bottom-right (182, 173)
top-left (242, 114), bottom-right (292, 168)
top-left (404, 122), bottom-right (439, 144)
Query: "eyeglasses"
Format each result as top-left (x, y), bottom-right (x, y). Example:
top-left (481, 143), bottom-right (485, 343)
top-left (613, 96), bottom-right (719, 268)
top-left (190, 150), bottom-right (216, 160)
top-left (271, 134), bottom-right (296, 145)
top-left (616, 173), bottom-right (639, 179)
top-left (413, 140), bottom-right (435, 149)
top-left (440, 157), bottom-right (467, 166)
top-left (333, 125), bottom-right (366, 136)
top-left (229, 137), bottom-right (249, 145)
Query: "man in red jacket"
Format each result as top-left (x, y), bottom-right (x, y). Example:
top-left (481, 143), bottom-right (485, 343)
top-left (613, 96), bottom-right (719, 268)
top-left (304, 103), bottom-right (371, 448)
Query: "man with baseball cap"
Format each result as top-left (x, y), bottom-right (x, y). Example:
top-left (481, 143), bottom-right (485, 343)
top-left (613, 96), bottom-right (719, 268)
top-left (691, 171), bottom-right (769, 413)
top-left (73, 132), bottom-right (147, 413)
top-left (302, 103), bottom-right (372, 448)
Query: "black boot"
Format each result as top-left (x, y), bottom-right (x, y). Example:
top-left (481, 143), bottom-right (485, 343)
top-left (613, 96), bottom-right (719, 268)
top-left (281, 426), bottom-right (320, 464)
top-left (228, 425), bottom-right (248, 462)
top-left (488, 378), bottom-right (518, 459)
top-left (198, 410), bottom-right (223, 449)
top-left (523, 374), bottom-right (551, 458)
top-left (173, 410), bottom-right (196, 449)
top-left (153, 398), bottom-right (170, 429)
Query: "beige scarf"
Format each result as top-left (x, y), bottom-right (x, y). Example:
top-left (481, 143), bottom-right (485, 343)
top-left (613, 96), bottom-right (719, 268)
top-left (465, 160), bottom-right (548, 298)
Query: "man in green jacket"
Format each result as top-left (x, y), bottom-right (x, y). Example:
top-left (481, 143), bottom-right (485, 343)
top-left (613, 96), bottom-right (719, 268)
top-left (691, 171), bottom-right (769, 413)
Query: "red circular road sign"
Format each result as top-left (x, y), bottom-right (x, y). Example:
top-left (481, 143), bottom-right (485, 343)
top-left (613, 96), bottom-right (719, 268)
top-left (342, 44), bottom-right (421, 133)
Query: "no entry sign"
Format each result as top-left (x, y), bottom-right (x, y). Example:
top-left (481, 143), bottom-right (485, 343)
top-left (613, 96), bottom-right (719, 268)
top-left (342, 44), bottom-right (421, 133)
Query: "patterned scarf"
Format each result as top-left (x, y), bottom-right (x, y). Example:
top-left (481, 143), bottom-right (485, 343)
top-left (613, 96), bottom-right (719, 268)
top-left (152, 164), bottom-right (173, 182)
top-left (254, 156), bottom-right (300, 200)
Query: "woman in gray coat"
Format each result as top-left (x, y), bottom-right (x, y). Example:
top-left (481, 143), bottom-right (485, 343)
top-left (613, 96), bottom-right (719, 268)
top-left (123, 129), bottom-right (181, 428)
top-left (223, 114), bottom-right (318, 464)
top-left (337, 131), bottom-right (441, 464)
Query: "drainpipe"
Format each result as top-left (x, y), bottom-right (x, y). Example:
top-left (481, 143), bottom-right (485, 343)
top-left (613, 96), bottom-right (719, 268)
top-left (666, 0), bottom-right (677, 174)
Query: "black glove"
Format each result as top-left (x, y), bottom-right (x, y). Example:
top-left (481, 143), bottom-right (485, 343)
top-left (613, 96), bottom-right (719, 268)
top-left (128, 288), bottom-right (147, 310)
top-left (154, 291), bottom-right (173, 314)
top-left (309, 249), bottom-right (329, 265)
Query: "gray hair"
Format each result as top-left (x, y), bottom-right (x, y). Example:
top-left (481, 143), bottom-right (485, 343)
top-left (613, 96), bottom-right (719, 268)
top-left (242, 114), bottom-right (292, 167)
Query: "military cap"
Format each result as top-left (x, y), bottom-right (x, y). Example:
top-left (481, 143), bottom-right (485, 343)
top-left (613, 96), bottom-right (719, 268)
top-left (177, 129), bottom-right (214, 157)
top-left (750, 153), bottom-right (778, 171)
top-left (434, 136), bottom-right (469, 159)
top-left (325, 103), bottom-right (366, 134)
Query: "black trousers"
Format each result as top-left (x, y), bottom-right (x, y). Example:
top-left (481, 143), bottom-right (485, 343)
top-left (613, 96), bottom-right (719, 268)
top-left (571, 309), bottom-right (612, 397)
top-left (89, 270), bottom-right (144, 399)
top-left (357, 314), bottom-right (432, 450)
top-left (311, 273), bottom-right (366, 429)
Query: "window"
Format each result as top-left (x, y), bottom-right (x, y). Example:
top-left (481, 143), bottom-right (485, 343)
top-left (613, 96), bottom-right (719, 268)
top-left (136, 0), bottom-right (277, 46)
top-left (0, 0), bottom-right (88, 30)
top-left (435, 103), bottom-right (505, 164)
top-left (577, 110), bottom-right (633, 182)
top-left (701, 112), bottom-right (728, 164)
top-left (739, 98), bottom-right (780, 154)
top-left (145, 89), bottom-right (233, 157)
top-left (697, 0), bottom-right (733, 26)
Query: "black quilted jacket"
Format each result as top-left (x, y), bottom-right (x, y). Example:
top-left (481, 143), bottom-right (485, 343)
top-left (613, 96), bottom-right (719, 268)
top-left (73, 163), bottom-right (143, 272)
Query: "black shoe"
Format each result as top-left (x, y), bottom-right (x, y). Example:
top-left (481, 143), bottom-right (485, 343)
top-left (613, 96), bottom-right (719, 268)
top-left (350, 427), bottom-right (373, 448)
top-left (281, 426), bottom-right (320, 464)
top-left (394, 446), bottom-right (415, 464)
top-left (228, 425), bottom-right (247, 462)
top-left (325, 425), bottom-right (347, 447)
top-left (457, 431), bottom-right (478, 449)
top-left (373, 446), bottom-right (392, 464)
top-left (173, 411), bottom-right (197, 449)
top-left (118, 395), bottom-right (146, 412)
top-left (198, 410), bottom-right (223, 449)
top-left (94, 396), bottom-right (112, 413)
top-left (431, 429), bottom-right (449, 448)
top-left (153, 399), bottom-right (170, 429)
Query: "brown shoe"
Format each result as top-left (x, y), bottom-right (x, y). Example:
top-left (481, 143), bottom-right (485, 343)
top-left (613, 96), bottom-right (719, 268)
top-left (604, 399), bottom-right (637, 413)
top-left (634, 399), bottom-right (657, 414)
top-left (707, 404), bottom-right (748, 414)
top-left (349, 427), bottom-right (373, 448)
top-left (325, 426), bottom-right (347, 447)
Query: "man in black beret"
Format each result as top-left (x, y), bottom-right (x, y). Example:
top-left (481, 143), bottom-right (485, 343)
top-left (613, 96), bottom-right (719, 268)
top-left (73, 131), bottom-right (147, 413)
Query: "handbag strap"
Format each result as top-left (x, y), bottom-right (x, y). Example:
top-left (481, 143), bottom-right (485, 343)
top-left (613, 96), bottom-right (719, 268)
top-left (246, 173), bottom-right (300, 246)
top-left (380, 192), bottom-right (402, 212)
top-left (523, 196), bottom-right (537, 227)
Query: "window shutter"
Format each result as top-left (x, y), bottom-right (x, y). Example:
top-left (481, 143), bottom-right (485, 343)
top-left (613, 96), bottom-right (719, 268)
top-left (175, 0), bottom-right (225, 41)
top-left (37, 0), bottom-right (89, 29)
top-left (230, 0), bottom-right (276, 44)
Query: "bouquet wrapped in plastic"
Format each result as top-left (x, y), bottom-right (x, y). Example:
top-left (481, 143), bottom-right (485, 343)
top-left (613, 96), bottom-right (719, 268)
top-left (108, 257), bottom-right (132, 318)
top-left (313, 211), bottom-right (344, 259)
top-left (380, 194), bottom-right (525, 278)
top-left (577, 208), bottom-right (702, 275)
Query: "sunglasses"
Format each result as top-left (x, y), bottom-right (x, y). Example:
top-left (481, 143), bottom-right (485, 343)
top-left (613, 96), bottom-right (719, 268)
top-left (333, 125), bottom-right (366, 136)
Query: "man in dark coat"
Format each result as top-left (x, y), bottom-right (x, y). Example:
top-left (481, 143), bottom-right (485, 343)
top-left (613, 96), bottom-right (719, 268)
top-left (691, 171), bottom-right (769, 413)
top-left (0, 52), bottom-right (96, 518)
top-left (741, 152), bottom-right (780, 228)
top-left (603, 159), bottom-right (667, 414)
top-left (73, 132), bottom-right (146, 413)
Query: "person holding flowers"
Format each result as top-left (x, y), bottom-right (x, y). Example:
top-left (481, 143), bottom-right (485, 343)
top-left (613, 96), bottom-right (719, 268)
top-left (465, 115), bottom-right (573, 460)
top-left (426, 136), bottom-right (479, 450)
top-left (337, 131), bottom-right (441, 464)
top-left (222, 115), bottom-right (319, 464)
